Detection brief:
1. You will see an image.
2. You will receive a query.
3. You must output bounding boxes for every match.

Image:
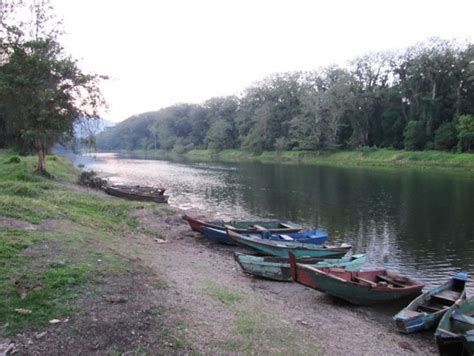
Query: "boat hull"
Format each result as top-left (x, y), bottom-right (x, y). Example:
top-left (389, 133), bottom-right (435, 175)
top-left (234, 253), bottom-right (366, 281)
top-left (201, 226), bottom-right (237, 245)
top-left (289, 256), bottom-right (424, 306)
top-left (228, 230), bottom-right (351, 258)
top-left (104, 186), bottom-right (168, 203)
top-left (201, 227), bottom-right (328, 246)
top-left (182, 215), bottom-right (302, 233)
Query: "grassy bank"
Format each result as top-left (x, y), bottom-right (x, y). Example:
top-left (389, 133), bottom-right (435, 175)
top-left (0, 150), bottom-right (187, 353)
top-left (132, 148), bottom-right (474, 171)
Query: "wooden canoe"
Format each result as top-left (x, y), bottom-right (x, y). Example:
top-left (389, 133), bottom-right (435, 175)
top-left (435, 297), bottom-right (474, 356)
top-left (289, 253), bottom-right (424, 305)
top-left (200, 226), bottom-right (328, 246)
top-left (227, 230), bottom-right (351, 258)
top-left (182, 214), bottom-right (302, 233)
top-left (104, 185), bottom-right (168, 203)
top-left (394, 272), bottom-right (468, 333)
top-left (234, 252), bottom-right (367, 281)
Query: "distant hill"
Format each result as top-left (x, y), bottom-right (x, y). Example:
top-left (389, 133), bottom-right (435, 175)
top-left (74, 118), bottom-right (115, 138)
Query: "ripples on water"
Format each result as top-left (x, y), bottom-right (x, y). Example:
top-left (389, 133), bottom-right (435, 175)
top-left (76, 153), bottom-right (474, 292)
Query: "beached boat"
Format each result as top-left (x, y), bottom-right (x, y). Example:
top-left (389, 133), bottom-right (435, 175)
top-left (234, 252), bottom-right (367, 281)
top-left (435, 297), bottom-right (474, 356)
top-left (394, 272), bottom-right (468, 334)
top-left (182, 214), bottom-right (302, 233)
top-left (227, 230), bottom-right (351, 258)
top-left (288, 253), bottom-right (424, 305)
top-left (200, 226), bottom-right (328, 246)
top-left (104, 185), bottom-right (168, 203)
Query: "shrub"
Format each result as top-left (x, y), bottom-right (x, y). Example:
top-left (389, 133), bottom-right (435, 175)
top-left (6, 156), bottom-right (21, 164)
top-left (434, 123), bottom-right (458, 150)
top-left (457, 115), bottom-right (474, 152)
top-left (403, 121), bottom-right (426, 151)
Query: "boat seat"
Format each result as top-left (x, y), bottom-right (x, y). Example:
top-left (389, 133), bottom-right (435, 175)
top-left (417, 304), bottom-right (444, 313)
top-left (451, 312), bottom-right (474, 327)
top-left (279, 234), bottom-right (294, 241)
top-left (353, 276), bottom-right (377, 286)
top-left (376, 274), bottom-right (406, 288)
top-left (432, 290), bottom-right (460, 305)
top-left (403, 310), bottom-right (423, 318)
top-left (253, 225), bottom-right (268, 231)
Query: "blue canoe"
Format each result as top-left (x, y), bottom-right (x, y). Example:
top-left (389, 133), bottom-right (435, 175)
top-left (201, 226), bottom-right (329, 246)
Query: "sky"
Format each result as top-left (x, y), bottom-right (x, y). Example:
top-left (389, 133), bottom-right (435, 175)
top-left (51, 0), bottom-right (474, 123)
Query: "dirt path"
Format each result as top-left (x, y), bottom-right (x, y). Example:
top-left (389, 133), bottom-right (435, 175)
top-left (110, 207), bottom-right (438, 355)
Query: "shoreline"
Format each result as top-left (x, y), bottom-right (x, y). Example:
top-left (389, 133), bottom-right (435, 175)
top-left (114, 148), bottom-right (474, 172)
top-left (0, 151), bottom-right (437, 354)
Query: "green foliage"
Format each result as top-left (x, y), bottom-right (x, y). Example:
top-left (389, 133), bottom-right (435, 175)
top-left (6, 155), bottom-right (21, 164)
top-left (435, 122), bottom-right (458, 150)
top-left (0, 1), bottom-right (105, 172)
top-left (95, 38), bottom-right (474, 156)
top-left (457, 115), bottom-right (474, 152)
top-left (404, 121), bottom-right (426, 150)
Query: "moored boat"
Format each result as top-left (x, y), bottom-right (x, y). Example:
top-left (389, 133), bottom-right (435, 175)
top-left (394, 272), bottom-right (468, 334)
top-left (200, 226), bottom-right (329, 246)
top-left (435, 297), bottom-right (474, 356)
top-left (288, 253), bottom-right (424, 305)
top-left (227, 230), bottom-right (351, 258)
top-left (104, 185), bottom-right (168, 203)
top-left (183, 215), bottom-right (302, 233)
top-left (234, 252), bottom-right (367, 281)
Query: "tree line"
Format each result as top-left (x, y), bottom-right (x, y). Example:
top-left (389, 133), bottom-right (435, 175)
top-left (98, 38), bottom-right (474, 154)
top-left (0, 0), bottom-right (104, 173)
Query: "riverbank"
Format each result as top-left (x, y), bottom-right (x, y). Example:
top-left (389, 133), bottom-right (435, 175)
top-left (128, 148), bottom-right (474, 171)
top-left (0, 151), bottom-right (436, 354)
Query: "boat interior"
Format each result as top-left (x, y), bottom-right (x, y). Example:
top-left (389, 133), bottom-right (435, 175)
top-left (450, 311), bottom-right (474, 334)
top-left (416, 279), bottom-right (465, 313)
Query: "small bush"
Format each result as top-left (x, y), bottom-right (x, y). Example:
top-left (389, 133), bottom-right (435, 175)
top-left (78, 171), bottom-right (107, 189)
top-left (6, 156), bottom-right (21, 164)
top-left (435, 123), bottom-right (458, 150)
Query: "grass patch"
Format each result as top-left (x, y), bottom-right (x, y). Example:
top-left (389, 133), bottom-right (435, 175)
top-left (0, 150), bottom-right (153, 336)
top-left (0, 228), bottom-right (97, 335)
top-left (203, 280), bottom-right (242, 306)
top-left (137, 148), bottom-right (474, 172)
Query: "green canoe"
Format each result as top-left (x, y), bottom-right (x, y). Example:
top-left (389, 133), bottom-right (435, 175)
top-left (234, 253), bottom-right (367, 281)
top-left (289, 253), bottom-right (424, 306)
top-left (227, 230), bottom-right (351, 258)
top-left (435, 297), bottom-right (474, 356)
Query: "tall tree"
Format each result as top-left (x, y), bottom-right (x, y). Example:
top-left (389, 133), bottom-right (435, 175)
top-left (0, 1), bottom-right (105, 173)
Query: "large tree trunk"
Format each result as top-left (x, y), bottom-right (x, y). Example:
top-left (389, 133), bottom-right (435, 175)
top-left (35, 137), bottom-right (48, 175)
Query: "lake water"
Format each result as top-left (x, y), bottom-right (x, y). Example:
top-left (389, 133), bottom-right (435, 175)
top-left (76, 152), bottom-right (474, 291)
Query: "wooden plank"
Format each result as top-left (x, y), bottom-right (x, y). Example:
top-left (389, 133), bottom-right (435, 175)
top-left (279, 234), bottom-right (294, 241)
top-left (437, 328), bottom-right (460, 337)
top-left (354, 276), bottom-right (377, 286)
top-left (377, 274), bottom-right (406, 287)
top-left (224, 224), bottom-right (236, 230)
top-left (435, 290), bottom-right (460, 303)
top-left (253, 225), bottom-right (269, 231)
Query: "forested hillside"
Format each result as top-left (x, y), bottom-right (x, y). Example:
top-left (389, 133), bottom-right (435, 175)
top-left (97, 38), bottom-right (474, 153)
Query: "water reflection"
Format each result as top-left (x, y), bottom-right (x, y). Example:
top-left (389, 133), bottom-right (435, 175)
top-left (76, 153), bottom-right (474, 291)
